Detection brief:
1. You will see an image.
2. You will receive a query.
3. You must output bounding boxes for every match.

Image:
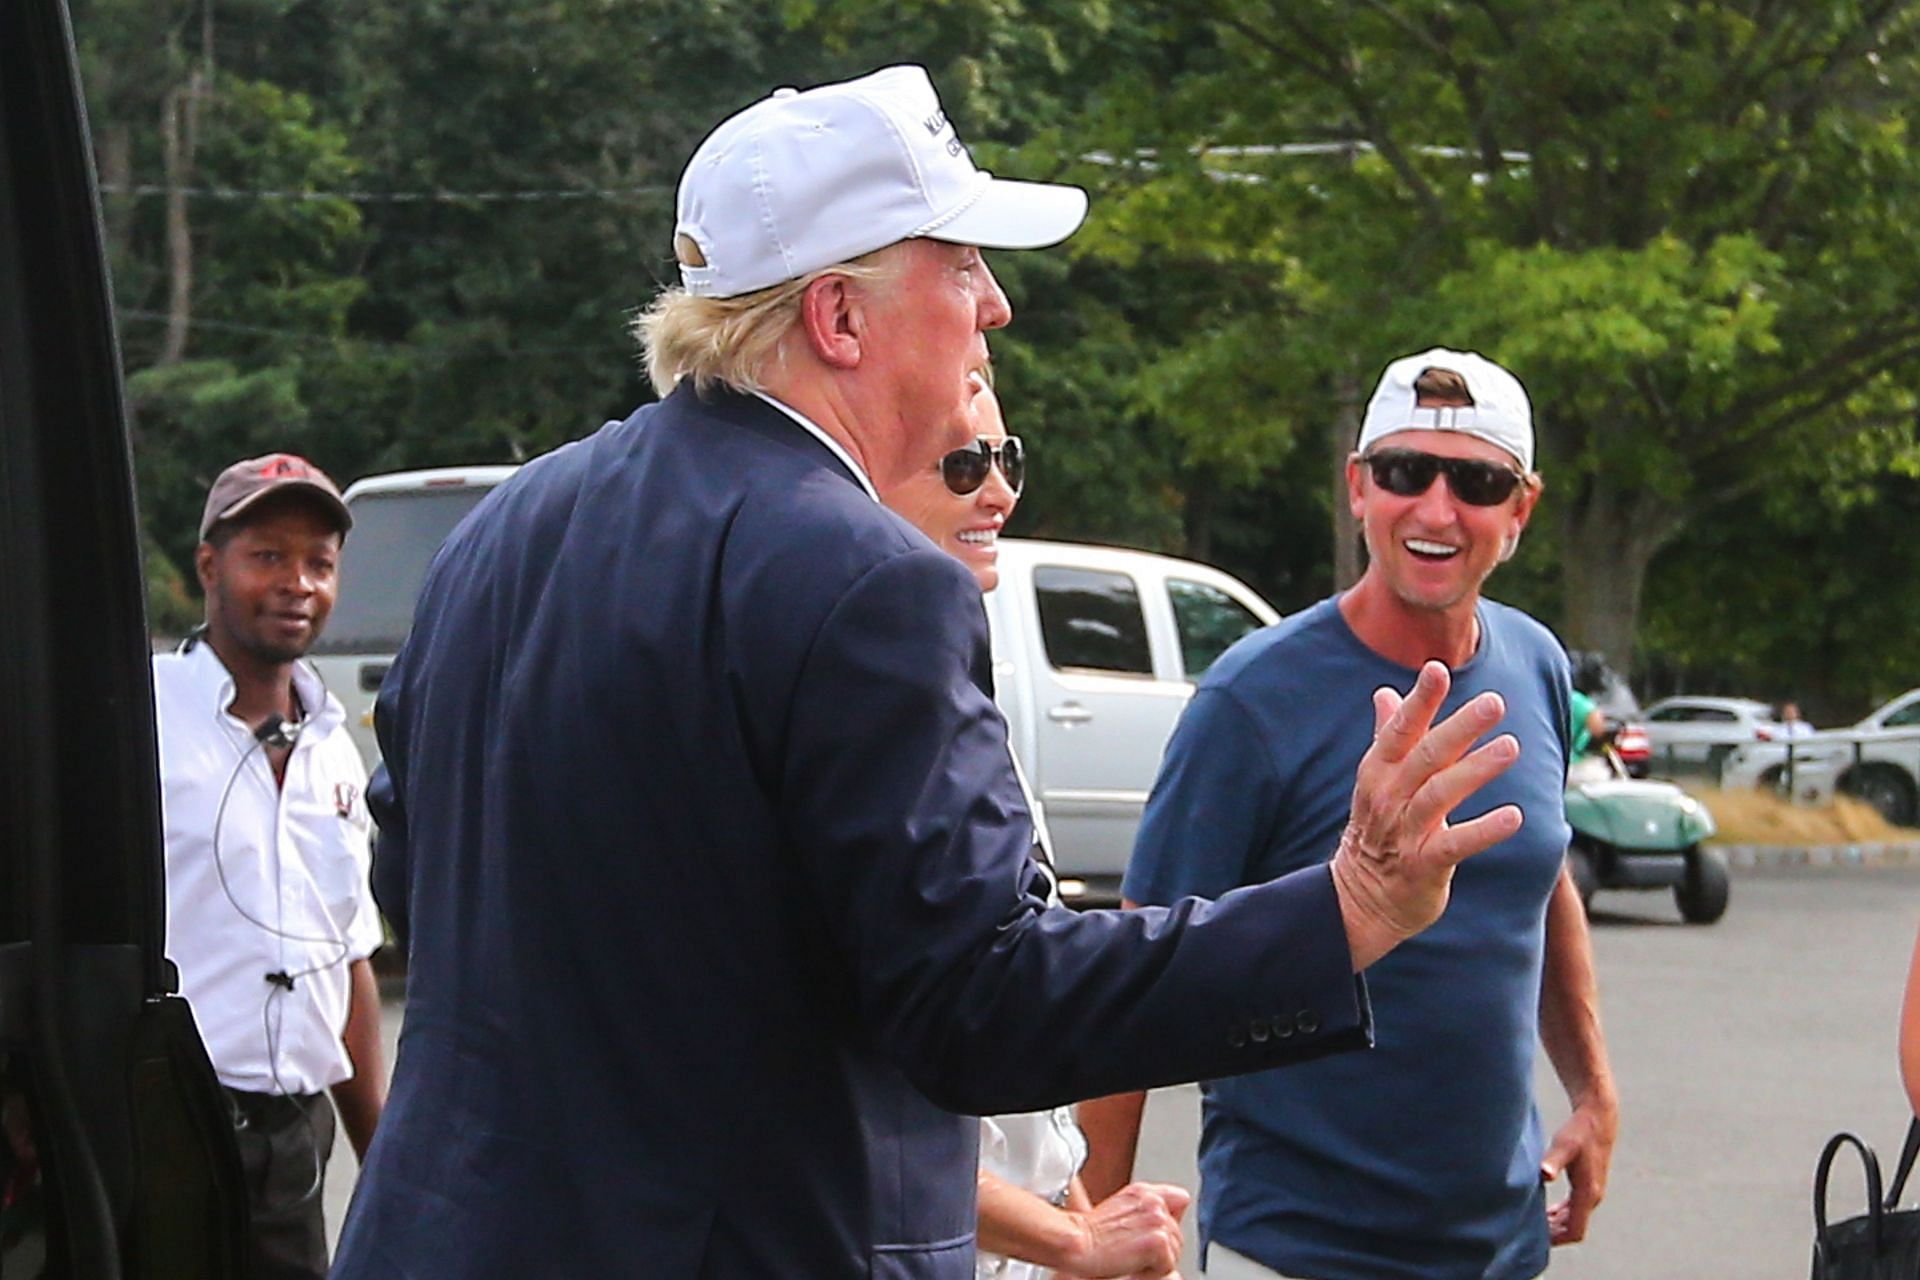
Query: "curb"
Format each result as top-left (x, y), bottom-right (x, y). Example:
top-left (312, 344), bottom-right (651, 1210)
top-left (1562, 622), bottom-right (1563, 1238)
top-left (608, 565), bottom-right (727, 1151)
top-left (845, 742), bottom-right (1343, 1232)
top-left (1713, 842), bottom-right (1920, 869)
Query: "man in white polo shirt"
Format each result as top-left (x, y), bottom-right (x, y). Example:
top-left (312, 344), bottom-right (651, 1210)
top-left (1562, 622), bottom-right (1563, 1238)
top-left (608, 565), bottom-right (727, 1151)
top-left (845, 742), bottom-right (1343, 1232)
top-left (153, 454), bottom-right (386, 1279)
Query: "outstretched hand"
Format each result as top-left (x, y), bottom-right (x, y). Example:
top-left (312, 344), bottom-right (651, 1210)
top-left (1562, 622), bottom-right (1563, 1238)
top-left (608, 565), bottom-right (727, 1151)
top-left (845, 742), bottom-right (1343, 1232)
top-left (1331, 661), bottom-right (1523, 970)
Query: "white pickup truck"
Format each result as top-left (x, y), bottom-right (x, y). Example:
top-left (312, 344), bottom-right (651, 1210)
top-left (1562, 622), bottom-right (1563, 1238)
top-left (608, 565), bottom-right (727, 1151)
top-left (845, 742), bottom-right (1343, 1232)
top-left (308, 468), bottom-right (1280, 902)
top-left (1724, 687), bottom-right (1920, 825)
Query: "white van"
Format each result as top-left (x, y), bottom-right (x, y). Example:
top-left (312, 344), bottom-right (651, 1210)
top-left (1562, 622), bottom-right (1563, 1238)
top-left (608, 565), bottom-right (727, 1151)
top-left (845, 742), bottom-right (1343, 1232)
top-left (310, 469), bottom-right (1279, 902)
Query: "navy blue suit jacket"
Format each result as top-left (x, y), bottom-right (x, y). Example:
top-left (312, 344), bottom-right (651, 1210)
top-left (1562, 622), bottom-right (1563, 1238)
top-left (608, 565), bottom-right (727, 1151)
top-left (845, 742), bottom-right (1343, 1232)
top-left (333, 385), bottom-right (1371, 1279)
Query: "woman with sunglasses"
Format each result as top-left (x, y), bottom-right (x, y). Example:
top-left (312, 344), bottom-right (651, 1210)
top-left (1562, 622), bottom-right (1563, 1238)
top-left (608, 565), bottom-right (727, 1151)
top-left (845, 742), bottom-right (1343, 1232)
top-left (882, 369), bottom-right (1191, 1280)
top-left (881, 369), bottom-right (1026, 592)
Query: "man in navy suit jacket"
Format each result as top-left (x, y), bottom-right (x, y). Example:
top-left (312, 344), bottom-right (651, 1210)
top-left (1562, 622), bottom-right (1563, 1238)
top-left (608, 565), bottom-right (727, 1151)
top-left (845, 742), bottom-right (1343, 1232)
top-left (333, 65), bottom-right (1527, 1279)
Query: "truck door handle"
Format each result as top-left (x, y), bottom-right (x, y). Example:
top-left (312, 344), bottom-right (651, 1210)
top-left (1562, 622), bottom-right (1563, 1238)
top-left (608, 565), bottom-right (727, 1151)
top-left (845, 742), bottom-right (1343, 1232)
top-left (1047, 702), bottom-right (1093, 725)
top-left (359, 662), bottom-right (391, 693)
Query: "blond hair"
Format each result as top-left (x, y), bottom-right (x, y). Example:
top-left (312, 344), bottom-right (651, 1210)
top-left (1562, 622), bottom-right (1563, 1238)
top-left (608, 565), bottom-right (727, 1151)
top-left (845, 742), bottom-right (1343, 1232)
top-left (634, 247), bottom-right (903, 398)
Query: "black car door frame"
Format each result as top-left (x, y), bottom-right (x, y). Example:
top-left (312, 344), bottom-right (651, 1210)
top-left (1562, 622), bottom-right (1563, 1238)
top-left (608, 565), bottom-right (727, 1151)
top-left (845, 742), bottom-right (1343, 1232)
top-left (2, 0), bottom-right (246, 1274)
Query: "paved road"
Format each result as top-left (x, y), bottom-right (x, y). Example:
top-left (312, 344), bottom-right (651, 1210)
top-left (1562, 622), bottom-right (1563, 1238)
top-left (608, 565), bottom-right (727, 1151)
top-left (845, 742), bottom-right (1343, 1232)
top-left (1130, 864), bottom-right (1920, 1278)
top-left (330, 864), bottom-right (1920, 1277)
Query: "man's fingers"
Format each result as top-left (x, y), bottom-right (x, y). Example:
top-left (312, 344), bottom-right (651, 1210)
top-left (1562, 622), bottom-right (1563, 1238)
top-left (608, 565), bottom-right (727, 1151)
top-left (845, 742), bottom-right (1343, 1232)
top-left (1372, 686), bottom-right (1401, 737)
top-left (1539, 1138), bottom-right (1572, 1182)
top-left (1406, 691), bottom-right (1507, 781)
top-left (1557, 1189), bottom-right (1594, 1243)
top-left (1420, 804), bottom-right (1524, 867)
top-left (1369, 662), bottom-right (1451, 762)
top-left (1404, 735), bottom-right (1521, 835)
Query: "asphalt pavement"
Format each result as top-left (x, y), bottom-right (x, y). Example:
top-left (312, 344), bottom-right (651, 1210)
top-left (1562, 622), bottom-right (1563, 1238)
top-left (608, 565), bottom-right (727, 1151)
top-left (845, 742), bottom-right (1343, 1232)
top-left (1128, 863), bottom-right (1920, 1279)
top-left (328, 862), bottom-right (1920, 1277)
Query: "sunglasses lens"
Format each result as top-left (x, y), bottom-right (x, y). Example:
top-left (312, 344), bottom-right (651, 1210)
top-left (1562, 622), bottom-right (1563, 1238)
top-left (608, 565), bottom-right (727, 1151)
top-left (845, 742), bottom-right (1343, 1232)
top-left (942, 438), bottom-right (1026, 497)
top-left (1368, 452), bottom-right (1438, 497)
top-left (1447, 462), bottom-right (1520, 506)
top-left (941, 445), bottom-right (990, 495)
top-left (1000, 438), bottom-right (1025, 495)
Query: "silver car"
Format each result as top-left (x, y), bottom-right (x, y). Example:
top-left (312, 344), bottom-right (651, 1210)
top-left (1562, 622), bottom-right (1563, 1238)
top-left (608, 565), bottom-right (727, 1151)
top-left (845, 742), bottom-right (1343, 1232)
top-left (1641, 695), bottom-right (1784, 781)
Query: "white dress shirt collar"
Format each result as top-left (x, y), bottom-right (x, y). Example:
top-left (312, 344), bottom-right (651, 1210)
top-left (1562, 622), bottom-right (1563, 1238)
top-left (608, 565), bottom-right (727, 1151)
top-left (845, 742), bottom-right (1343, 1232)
top-left (751, 391), bottom-right (880, 502)
top-left (177, 639), bottom-right (344, 738)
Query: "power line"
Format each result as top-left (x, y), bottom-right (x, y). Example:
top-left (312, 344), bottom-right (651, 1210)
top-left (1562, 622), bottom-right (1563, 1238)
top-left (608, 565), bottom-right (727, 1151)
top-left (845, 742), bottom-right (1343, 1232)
top-left (1081, 140), bottom-right (1532, 183)
top-left (98, 182), bottom-right (670, 204)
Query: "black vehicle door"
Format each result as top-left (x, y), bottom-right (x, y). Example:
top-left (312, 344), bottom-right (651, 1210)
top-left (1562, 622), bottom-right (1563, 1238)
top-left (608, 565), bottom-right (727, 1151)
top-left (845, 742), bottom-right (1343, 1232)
top-left (1, 0), bottom-right (246, 1274)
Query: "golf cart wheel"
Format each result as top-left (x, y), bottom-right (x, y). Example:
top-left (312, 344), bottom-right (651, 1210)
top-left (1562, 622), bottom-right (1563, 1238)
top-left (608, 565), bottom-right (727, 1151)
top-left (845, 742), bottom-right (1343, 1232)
top-left (1841, 764), bottom-right (1918, 827)
top-left (1566, 844), bottom-right (1597, 912)
top-left (1674, 846), bottom-right (1729, 924)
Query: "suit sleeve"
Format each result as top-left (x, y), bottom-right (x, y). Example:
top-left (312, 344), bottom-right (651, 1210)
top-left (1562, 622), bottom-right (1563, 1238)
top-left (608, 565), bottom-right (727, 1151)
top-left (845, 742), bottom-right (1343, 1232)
top-left (780, 548), bottom-right (1371, 1115)
top-left (368, 679), bottom-right (412, 952)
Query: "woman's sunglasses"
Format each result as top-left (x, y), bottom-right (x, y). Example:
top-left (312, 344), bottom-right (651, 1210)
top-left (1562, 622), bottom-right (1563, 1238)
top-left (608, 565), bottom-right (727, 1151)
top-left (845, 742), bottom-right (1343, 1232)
top-left (941, 436), bottom-right (1026, 497)
top-left (1362, 447), bottom-right (1524, 507)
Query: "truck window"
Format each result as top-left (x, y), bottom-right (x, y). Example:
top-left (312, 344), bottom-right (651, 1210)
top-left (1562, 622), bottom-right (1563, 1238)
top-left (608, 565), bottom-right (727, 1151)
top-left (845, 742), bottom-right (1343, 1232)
top-left (1034, 566), bottom-right (1152, 676)
top-left (1168, 578), bottom-right (1264, 679)
top-left (311, 487), bottom-right (494, 655)
top-left (1886, 700), bottom-right (1920, 729)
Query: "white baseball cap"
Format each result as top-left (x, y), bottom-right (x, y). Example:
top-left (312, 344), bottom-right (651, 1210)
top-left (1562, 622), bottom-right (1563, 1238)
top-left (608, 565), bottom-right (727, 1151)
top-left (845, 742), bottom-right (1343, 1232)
top-left (672, 65), bottom-right (1089, 299)
top-left (1356, 347), bottom-right (1535, 472)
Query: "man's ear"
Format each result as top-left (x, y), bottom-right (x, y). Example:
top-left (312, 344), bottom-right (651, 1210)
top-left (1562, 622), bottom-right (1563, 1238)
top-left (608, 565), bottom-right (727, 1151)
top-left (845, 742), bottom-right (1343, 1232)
top-left (194, 541), bottom-right (218, 595)
top-left (1345, 454), bottom-right (1367, 520)
top-left (795, 274), bottom-right (863, 370)
top-left (1499, 475), bottom-right (1542, 563)
top-left (1511, 473), bottom-right (1543, 532)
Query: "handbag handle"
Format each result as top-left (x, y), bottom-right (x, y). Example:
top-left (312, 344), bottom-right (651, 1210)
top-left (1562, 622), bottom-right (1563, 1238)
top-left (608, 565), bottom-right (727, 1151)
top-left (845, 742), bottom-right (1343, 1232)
top-left (1886, 1118), bottom-right (1920, 1209)
top-left (1815, 1131), bottom-right (1886, 1255)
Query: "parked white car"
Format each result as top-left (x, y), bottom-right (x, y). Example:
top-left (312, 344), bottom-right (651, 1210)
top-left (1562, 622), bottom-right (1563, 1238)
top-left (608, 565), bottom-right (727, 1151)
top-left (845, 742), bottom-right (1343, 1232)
top-left (309, 468), bottom-right (1281, 902)
top-left (1725, 688), bottom-right (1920, 825)
top-left (1641, 695), bottom-right (1784, 781)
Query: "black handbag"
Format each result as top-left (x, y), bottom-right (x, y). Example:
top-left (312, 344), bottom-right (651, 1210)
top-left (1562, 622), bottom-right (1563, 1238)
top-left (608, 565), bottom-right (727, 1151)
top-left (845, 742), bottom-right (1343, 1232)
top-left (1813, 1119), bottom-right (1920, 1278)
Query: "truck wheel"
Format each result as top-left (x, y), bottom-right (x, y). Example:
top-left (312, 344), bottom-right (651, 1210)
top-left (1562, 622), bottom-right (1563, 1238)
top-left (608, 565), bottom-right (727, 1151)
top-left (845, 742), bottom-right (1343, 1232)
top-left (1567, 845), bottom-right (1597, 913)
top-left (1841, 765), bottom-right (1918, 827)
top-left (1674, 846), bottom-right (1729, 924)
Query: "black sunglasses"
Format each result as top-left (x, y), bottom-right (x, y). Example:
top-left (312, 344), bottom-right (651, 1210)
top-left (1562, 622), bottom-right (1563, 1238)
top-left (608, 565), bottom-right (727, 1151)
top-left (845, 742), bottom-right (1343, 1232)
top-left (941, 436), bottom-right (1026, 497)
top-left (1363, 448), bottom-right (1524, 507)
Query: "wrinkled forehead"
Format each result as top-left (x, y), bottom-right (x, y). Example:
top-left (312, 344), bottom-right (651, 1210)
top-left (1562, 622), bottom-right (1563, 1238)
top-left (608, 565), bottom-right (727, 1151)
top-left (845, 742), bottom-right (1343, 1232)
top-left (1364, 426), bottom-right (1523, 469)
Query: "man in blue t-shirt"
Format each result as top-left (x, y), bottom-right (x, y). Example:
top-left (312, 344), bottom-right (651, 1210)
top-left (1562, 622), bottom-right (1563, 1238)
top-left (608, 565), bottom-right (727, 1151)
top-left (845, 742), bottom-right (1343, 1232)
top-left (1081, 349), bottom-right (1617, 1280)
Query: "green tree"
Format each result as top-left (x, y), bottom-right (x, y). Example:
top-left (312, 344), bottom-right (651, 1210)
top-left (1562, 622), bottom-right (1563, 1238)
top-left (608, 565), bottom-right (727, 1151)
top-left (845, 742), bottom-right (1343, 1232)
top-left (1041, 0), bottom-right (1920, 668)
top-left (76, 0), bottom-right (371, 610)
top-left (1640, 464), bottom-right (1920, 720)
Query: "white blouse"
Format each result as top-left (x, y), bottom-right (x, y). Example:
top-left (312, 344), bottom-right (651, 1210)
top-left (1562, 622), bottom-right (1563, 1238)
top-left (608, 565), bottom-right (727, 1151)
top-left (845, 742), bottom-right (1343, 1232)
top-left (977, 755), bottom-right (1089, 1280)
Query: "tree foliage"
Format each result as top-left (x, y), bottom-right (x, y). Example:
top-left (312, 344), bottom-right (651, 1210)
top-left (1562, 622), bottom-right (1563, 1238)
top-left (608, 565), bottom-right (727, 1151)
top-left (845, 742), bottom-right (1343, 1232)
top-left (1001, 0), bottom-right (1920, 684)
top-left (71, 0), bottom-right (1920, 701)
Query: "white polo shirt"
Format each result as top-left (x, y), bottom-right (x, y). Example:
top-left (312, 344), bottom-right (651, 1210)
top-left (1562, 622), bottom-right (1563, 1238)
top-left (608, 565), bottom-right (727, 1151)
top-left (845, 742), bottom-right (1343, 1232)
top-left (153, 643), bottom-right (382, 1095)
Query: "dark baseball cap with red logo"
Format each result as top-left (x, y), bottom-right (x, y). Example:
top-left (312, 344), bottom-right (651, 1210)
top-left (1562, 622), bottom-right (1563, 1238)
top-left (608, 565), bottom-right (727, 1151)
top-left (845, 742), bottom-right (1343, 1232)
top-left (198, 453), bottom-right (352, 541)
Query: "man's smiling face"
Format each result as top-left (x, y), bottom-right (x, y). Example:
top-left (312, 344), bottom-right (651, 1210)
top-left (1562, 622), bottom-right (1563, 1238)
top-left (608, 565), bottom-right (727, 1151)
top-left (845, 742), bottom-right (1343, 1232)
top-left (1347, 426), bottom-right (1536, 615)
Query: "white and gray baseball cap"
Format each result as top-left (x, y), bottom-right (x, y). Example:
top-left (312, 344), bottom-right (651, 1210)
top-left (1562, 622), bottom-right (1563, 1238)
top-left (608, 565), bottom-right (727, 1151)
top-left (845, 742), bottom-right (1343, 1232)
top-left (672, 65), bottom-right (1088, 299)
top-left (1356, 347), bottom-right (1535, 472)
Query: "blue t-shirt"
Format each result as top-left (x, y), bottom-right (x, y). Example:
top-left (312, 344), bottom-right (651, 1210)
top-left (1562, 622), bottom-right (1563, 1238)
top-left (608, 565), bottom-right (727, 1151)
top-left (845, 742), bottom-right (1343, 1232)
top-left (1124, 596), bottom-right (1571, 1280)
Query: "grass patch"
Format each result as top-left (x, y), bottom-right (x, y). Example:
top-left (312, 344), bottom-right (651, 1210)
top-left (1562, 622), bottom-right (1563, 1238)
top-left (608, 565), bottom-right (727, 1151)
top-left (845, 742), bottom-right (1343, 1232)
top-left (1686, 786), bottom-right (1919, 846)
